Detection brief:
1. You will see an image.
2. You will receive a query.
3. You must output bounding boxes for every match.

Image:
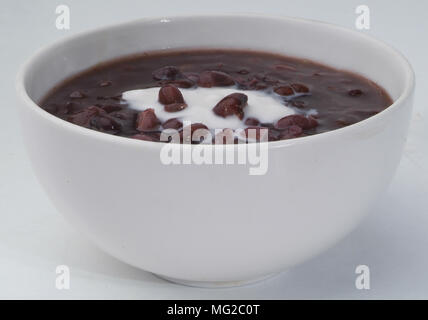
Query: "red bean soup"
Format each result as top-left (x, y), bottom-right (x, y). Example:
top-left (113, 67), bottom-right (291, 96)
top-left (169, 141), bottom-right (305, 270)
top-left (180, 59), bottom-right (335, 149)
top-left (40, 49), bottom-right (393, 143)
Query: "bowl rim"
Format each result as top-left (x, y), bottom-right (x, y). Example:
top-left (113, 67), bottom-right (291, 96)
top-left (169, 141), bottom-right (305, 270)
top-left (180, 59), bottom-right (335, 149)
top-left (16, 13), bottom-right (415, 150)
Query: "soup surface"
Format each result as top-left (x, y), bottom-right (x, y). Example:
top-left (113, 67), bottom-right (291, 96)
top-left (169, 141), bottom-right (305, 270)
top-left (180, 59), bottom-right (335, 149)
top-left (40, 49), bottom-right (393, 143)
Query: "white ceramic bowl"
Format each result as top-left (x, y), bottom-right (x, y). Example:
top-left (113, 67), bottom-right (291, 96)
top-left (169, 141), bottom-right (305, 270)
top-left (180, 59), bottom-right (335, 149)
top-left (17, 15), bottom-right (414, 287)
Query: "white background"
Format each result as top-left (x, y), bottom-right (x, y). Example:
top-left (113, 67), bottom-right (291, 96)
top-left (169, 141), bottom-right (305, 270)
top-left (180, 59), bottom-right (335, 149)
top-left (1, 0), bottom-right (427, 299)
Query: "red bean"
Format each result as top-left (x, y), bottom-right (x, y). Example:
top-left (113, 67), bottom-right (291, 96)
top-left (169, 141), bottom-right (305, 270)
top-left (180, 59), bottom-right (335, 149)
top-left (159, 85), bottom-right (185, 104)
top-left (198, 71), bottom-right (235, 87)
top-left (274, 114), bottom-right (318, 130)
top-left (213, 93), bottom-right (248, 120)
top-left (348, 89), bottom-right (363, 96)
top-left (274, 86), bottom-right (294, 96)
top-left (67, 105), bottom-right (103, 126)
top-left (69, 90), bottom-right (85, 99)
top-left (244, 117), bottom-right (260, 126)
top-left (183, 72), bottom-right (200, 83)
top-left (99, 81), bottom-right (112, 87)
top-left (237, 69), bottom-right (249, 75)
top-left (279, 125), bottom-right (303, 139)
top-left (181, 123), bottom-right (209, 144)
top-left (290, 83), bottom-right (310, 93)
top-left (90, 114), bottom-right (122, 133)
top-left (100, 104), bottom-right (123, 113)
top-left (162, 118), bottom-right (183, 130)
top-left (152, 66), bottom-right (183, 81)
top-left (136, 108), bottom-right (160, 131)
top-left (158, 85), bottom-right (187, 112)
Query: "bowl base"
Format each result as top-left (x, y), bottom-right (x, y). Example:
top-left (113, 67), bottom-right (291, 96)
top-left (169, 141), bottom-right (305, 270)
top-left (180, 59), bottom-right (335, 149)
top-left (154, 272), bottom-right (279, 288)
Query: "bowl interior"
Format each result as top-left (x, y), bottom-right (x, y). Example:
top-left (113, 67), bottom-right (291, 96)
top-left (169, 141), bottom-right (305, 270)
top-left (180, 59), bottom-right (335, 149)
top-left (22, 15), bottom-right (412, 112)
